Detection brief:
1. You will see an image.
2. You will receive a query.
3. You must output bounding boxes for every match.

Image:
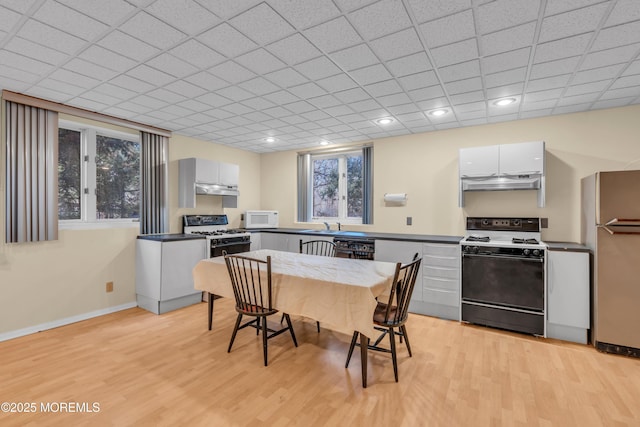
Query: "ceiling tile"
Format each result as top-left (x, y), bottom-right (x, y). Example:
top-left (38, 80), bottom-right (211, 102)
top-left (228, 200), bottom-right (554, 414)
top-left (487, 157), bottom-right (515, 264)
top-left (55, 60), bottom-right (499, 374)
top-left (263, 90), bottom-right (300, 104)
top-left (185, 71), bottom-right (228, 91)
top-left (408, 85), bottom-right (445, 102)
top-left (527, 74), bottom-right (572, 91)
top-left (38, 78), bottom-right (85, 97)
top-left (4, 37), bottom-right (68, 65)
top-left (0, 64), bottom-right (40, 84)
top-left (485, 67), bottom-right (526, 88)
top-left (240, 97), bottom-right (276, 110)
top-left (147, 0), bottom-right (219, 35)
top-left (530, 56), bottom-right (581, 79)
top-left (334, 87), bottom-right (371, 103)
top-left (556, 93), bottom-right (600, 107)
top-left (196, 92), bottom-right (234, 108)
top-left (120, 12), bottom-right (186, 49)
top-left (453, 101), bottom-right (486, 113)
top-left (592, 98), bottom-right (634, 110)
top-left (581, 43), bottom-right (640, 70)
top-left (63, 58), bottom-right (119, 81)
top-left (238, 77), bottom-right (280, 96)
top-left (316, 73), bottom-right (359, 92)
top-left (572, 64), bottom-right (625, 85)
top-left (476, 0), bottom-right (540, 35)
top-left (398, 70), bottom-right (439, 90)
top-left (296, 56), bottom-right (342, 80)
top-left (521, 99), bottom-right (557, 111)
top-left (170, 40), bottom-right (225, 69)
top-left (538, 3), bottom-right (609, 43)
top-left (266, 33), bottom-right (322, 65)
top-left (486, 83), bottom-right (523, 99)
top-left (304, 16), bottom-right (362, 53)
top-left (439, 59), bottom-right (480, 83)
top-left (26, 87), bottom-right (71, 102)
top-left (369, 28), bottom-right (423, 62)
top-left (376, 92), bottom-right (412, 107)
top-left (323, 104), bottom-right (355, 116)
top-left (265, 67), bottom-right (308, 87)
top-left (364, 79), bottom-right (403, 97)
top-left (333, 0), bottom-right (379, 13)
top-left (610, 74), bottom-right (640, 89)
top-left (127, 65), bottom-right (175, 86)
top-left (146, 53), bottom-right (199, 78)
top-left (481, 47), bottom-right (531, 74)
top-left (448, 91), bottom-right (483, 104)
top-left (33, 1), bottom-right (109, 41)
top-left (430, 38), bottom-right (478, 68)
top-left (163, 80), bottom-right (208, 98)
top-left (386, 52), bottom-right (432, 77)
top-left (57, 0), bottom-right (136, 25)
top-left (623, 60), bottom-right (640, 76)
top-left (444, 76), bottom-right (483, 94)
top-left (288, 82), bottom-right (327, 98)
top-left (284, 100), bottom-right (317, 113)
top-left (564, 80), bottom-right (610, 97)
top-left (523, 88), bottom-right (564, 103)
top-left (347, 0), bottom-right (412, 40)
top-left (544, 0), bottom-right (604, 16)
top-left (329, 44), bottom-right (379, 71)
top-left (1, 0), bottom-right (37, 14)
top-left (235, 48), bottom-right (287, 74)
top-left (198, 23), bottom-right (258, 58)
top-left (600, 86), bottom-right (640, 100)
top-left (605, 0), bottom-right (640, 27)
top-left (481, 22), bottom-right (536, 56)
top-left (591, 21), bottom-right (640, 52)
top-left (230, 3), bottom-right (295, 45)
top-left (0, 49), bottom-right (53, 77)
top-left (349, 64), bottom-right (393, 85)
top-left (92, 83), bottom-right (137, 99)
top-left (17, 19), bottom-right (86, 54)
top-left (98, 30), bottom-right (160, 61)
top-left (110, 74), bottom-right (156, 92)
top-left (209, 61), bottom-right (256, 84)
top-left (406, 0), bottom-right (471, 23)
top-left (269, 0), bottom-right (341, 30)
top-left (534, 33), bottom-right (593, 63)
top-left (307, 94), bottom-right (343, 108)
top-left (216, 86), bottom-right (255, 102)
top-left (419, 10), bottom-right (475, 48)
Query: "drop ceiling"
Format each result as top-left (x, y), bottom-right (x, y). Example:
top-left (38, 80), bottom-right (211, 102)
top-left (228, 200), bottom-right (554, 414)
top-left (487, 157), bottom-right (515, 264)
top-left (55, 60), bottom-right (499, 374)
top-left (0, 0), bottom-right (639, 153)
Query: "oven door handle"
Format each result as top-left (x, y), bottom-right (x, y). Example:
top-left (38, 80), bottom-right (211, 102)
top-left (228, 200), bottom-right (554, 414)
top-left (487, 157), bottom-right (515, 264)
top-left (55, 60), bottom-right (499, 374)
top-left (462, 253), bottom-right (544, 262)
top-left (210, 241), bottom-right (250, 248)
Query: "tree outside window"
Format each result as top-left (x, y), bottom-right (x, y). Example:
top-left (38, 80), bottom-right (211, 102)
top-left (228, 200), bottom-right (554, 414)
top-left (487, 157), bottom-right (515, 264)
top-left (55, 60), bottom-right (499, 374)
top-left (312, 151), bottom-right (363, 221)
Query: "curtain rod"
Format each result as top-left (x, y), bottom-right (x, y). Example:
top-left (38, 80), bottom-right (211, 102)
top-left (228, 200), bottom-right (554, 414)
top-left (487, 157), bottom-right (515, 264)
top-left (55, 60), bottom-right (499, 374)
top-left (297, 142), bottom-right (372, 156)
top-left (2, 90), bottom-right (172, 138)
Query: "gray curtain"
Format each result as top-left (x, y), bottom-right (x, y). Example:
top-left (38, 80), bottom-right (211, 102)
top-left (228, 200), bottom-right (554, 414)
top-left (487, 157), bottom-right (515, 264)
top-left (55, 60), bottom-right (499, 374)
top-left (5, 101), bottom-right (58, 243)
top-left (297, 153), bottom-right (312, 222)
top-left (140, 131), bottom-right (168, 234)
top-left (362, 146), bottom-right (373, 224)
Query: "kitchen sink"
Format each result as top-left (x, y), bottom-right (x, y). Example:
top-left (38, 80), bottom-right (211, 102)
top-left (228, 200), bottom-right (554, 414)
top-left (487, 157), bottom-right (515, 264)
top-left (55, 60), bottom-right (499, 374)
top-left (300, 229), bottom-right (341, 234)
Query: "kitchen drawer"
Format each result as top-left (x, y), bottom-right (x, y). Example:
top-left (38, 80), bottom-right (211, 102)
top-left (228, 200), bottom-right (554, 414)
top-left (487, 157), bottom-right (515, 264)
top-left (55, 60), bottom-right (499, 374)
top-left (423, 265), bottom-right (458, 280)
top-left (423, 276), bottom-right (459, 292)
top-left (422, 254), bottom-right (459, 268)
top-left (423, 243), bottom-right (460, 257)
top-left (423, 288), bottom-right (459, 307)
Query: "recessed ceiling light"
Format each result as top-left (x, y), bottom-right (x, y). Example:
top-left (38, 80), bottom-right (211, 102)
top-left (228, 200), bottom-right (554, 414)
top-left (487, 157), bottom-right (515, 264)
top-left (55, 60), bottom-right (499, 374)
top-left (428, 109), bottom-right (448, 117)
top-left (376, 118), bottom-right (394, 125)
top-left (264, 137), bottom-right (276, 143)
top-left (494, 97), bottom-right (517, 106)
top-left (319, 140), bottom-right (330, 146)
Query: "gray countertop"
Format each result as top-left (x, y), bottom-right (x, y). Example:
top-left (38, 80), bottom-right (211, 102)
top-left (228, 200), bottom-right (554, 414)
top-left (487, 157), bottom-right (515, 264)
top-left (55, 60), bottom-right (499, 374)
top-left (246, 228), bottom-right (463, 244)
top-left (137, 233), bottom-right (206, 242)
top-left (544, 241), bottom-right (591, 252)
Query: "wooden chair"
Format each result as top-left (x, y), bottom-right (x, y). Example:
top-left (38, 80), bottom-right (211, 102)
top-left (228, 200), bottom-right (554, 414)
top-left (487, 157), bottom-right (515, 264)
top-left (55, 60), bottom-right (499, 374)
top-left (345, 254), bottom-right (422, 382)
top-left (224, 253), bottom-right (298, 366)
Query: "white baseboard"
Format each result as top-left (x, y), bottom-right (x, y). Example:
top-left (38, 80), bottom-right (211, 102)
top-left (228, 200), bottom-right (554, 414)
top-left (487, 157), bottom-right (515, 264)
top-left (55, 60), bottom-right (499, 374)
top-left (0, 301), bottom-right (138, 343)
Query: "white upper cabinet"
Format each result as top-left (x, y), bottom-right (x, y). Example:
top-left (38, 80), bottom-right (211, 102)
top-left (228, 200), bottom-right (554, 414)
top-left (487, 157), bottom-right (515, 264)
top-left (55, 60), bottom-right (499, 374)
top-left (194, 158), bottom-right (219, 183)
top-left (459, 145), bottom-right (500, 177)
top-left (499, 141), bottom-right (545, 175)
top-left (179, 158), bottom-right (240, 208)
top-left (218, 162), bottom-right (239, 186)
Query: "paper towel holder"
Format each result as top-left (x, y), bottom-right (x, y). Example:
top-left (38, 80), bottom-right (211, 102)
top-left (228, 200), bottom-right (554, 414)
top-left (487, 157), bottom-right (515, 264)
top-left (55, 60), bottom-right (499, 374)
top-left (384, 193), bottom-right (407, 205)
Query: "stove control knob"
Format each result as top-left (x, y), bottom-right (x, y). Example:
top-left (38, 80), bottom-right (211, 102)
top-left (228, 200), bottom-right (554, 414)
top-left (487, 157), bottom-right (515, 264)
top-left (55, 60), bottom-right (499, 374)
top-left (532, 249), bottom-right (540, 257)
top-left (523, 249), bottom-right (531, 256)
top-left (472, 246), bottom-right (479, 254)
top-left (481, 219), bottom-right (489, 226)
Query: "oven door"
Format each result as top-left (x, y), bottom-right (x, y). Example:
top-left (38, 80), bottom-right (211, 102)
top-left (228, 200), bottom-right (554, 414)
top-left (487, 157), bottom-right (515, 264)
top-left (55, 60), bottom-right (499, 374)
top-left (462, 252), bottom-right (544, 311)
top-left (210, 241), bottom-right (251, 258)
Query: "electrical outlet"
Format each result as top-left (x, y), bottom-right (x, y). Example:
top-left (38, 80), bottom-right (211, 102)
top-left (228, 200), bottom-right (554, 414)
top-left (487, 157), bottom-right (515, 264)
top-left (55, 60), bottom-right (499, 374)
top-left (406, 217), bottom-right (412, 226)
top-left (106, 281), bottom-right (114, 293)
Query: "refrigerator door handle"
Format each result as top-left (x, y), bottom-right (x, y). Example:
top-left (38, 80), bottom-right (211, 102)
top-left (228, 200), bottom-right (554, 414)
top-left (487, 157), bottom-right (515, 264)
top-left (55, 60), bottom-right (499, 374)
top-left (599, 219), bottom-right (640, 235)
top-left (604, 218), bottom-right (640, 226)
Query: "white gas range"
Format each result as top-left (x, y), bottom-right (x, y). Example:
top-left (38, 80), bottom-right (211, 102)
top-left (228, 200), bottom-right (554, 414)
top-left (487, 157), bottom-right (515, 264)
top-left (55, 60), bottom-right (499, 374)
top-left (183, 215), bottom-right (251, 257)
top-left (460, 217), bottom-right (546, 337)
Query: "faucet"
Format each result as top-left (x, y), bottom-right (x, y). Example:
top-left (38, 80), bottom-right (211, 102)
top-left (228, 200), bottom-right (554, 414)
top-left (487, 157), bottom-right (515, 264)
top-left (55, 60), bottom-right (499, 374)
top-left (336, 222), bottom-right (341, 231)
top-left (323, 222), bottom-right (330, 231)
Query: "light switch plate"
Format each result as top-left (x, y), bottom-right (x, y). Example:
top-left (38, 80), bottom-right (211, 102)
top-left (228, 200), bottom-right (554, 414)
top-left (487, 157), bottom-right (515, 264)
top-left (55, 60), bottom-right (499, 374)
top-left (406, 217), bottom-right (412, 226)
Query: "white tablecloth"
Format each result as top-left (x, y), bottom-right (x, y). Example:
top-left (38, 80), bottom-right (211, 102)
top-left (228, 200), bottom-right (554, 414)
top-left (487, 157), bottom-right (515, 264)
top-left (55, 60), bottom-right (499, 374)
top-left (193, 249), bottom-right (398, 338)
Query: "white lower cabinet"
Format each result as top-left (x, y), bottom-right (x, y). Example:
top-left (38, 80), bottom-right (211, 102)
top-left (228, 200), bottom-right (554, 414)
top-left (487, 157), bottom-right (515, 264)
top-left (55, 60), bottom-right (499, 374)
top-left (375, 240), bottom-right (423, 302)
top-left (419, 243), bottom-right (460, 321)
top-left (259, 232), bottom-right (292, 251)
top-left (546, 249), bottom-right (590, 344)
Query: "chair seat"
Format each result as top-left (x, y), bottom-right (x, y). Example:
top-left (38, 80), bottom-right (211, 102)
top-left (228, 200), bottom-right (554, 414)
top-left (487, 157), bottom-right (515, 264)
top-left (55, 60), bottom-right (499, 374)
top-left (373, 302), bottom-right (405, 327)
top-left (237, 303), bottom-right (278, 316)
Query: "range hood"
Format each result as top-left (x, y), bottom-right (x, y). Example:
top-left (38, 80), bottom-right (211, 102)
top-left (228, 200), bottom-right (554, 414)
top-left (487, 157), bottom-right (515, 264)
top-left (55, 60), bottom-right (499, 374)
top-left (195, 182), bottom-right (239, 197)
top-left (461, 175), bottom-right (542, 192)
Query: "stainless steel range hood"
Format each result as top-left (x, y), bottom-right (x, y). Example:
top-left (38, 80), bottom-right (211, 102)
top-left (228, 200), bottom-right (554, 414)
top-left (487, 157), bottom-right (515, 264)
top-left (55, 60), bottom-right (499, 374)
top-left (461, 175), bottom-right (542, 191)
top-left (195, 182), bottom-right (239, 197)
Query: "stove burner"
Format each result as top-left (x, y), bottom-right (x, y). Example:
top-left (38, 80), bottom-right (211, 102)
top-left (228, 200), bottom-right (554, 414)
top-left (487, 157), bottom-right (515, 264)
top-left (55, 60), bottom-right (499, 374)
top-left (466, 235), bottom-right (490, 242)
top-left (512, 238), bottom-right (540, 244)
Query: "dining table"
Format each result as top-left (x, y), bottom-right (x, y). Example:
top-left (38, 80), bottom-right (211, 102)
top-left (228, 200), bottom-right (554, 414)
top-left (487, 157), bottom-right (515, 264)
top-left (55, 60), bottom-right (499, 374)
top-left (192, 249), bottom-right (399, 388)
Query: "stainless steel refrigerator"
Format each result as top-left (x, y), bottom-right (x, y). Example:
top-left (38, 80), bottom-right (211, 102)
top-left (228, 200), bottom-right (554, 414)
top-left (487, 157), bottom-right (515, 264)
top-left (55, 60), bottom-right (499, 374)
top-left (582, 170), bottom-right (640, 357)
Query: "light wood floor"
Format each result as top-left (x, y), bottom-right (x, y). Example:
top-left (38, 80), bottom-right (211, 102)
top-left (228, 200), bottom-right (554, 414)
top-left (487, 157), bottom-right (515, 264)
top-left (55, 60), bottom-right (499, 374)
top-left (1, 298), bottom-right (639, 427)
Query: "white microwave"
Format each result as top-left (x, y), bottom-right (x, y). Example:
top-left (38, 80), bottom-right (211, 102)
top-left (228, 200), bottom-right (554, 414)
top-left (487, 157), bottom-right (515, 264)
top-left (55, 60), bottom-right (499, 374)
top-left (243, 210), bottom-right (279, 229)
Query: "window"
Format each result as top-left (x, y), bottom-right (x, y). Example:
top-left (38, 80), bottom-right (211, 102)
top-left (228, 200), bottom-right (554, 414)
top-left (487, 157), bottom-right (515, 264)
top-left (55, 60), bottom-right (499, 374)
top-left (58, 121), bottom-right (140, 225)
top-left (298, 146), bottom-right (373, 224)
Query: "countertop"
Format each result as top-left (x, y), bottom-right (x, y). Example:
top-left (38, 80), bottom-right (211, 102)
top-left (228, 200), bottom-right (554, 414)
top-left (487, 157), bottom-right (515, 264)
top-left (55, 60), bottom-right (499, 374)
top-left (137, 233), bottom-right (206, 242)
top-left (245, 228), bottom-right (463, 244)
top-left (544, 241), bottom-right (591, 252)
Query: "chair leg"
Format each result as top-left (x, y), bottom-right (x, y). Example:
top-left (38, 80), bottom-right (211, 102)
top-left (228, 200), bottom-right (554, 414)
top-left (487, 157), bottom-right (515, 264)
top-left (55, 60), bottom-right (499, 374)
top-left (284, 314), bottom-right (298, 347)
top-left (316, 321), bottom-right (320, 333)
top-left (280, 313), bottom-right (285, 324)
top-left (262, 316), bottom-right (269, 366)
top-left (345, 331), bottom-right (359, 368)
top-left (389, 328), bottom-right (398, 382)
top-left (208, 293), bottom-right (214, 331)
top-left (400, 325), bottom-right (412, 357)
top-left (228, 314), bottom-right (243, 353)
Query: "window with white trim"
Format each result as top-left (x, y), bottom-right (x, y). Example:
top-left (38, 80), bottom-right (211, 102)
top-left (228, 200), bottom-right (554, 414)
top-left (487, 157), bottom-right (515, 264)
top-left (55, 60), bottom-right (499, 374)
top-left (58, 121), bottom-right (140, 224)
